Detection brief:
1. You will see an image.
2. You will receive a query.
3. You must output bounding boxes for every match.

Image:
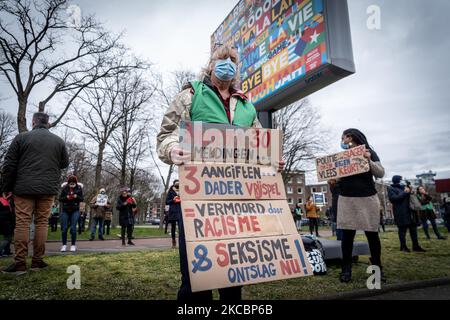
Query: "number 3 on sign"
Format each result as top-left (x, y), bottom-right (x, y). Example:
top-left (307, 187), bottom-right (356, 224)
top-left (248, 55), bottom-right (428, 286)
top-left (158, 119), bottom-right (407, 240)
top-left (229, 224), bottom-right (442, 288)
top-left (183, 166), bottom-right (200, 195)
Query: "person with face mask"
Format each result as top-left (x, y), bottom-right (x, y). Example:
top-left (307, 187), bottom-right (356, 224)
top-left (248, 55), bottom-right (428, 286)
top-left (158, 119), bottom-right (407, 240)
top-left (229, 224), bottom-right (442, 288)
top-left (337, 129), bottom-right (386, 283)
top-left (59, 175), bottom-right (84, 252)
top-left (388, 175), bottom-right (426, 252)
top-left (157, 45), bottom-right (285, 302)
top-left (166, 180), bottom-right (181, 248)
top-left (116, 188), bottom-right (137, 246)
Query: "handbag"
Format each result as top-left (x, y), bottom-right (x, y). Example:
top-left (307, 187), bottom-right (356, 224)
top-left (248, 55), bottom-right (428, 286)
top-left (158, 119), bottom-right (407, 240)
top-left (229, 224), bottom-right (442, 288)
top-left (302, 235), bottom-right (327, 275)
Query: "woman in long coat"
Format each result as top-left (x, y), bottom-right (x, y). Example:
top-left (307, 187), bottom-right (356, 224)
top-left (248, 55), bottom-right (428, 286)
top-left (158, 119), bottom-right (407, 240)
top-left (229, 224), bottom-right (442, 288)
top-left (337, 128), bottom-right (385, 283)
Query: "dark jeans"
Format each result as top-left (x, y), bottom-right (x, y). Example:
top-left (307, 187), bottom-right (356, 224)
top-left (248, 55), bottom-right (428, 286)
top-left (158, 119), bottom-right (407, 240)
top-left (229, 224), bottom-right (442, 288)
top-left (336, 229), bottom-right (344, 241)
top-left (420, 217), bottom-right (442, 239)
top-left (60, 211), bottom-right (80, 246)
top-left (169, 220), bottom-right (178, 241)
top-left (90, 217), bottom-right (104, 239)
top-left (121, 224), bottom-right (133, 241)
top-left (177, 213), bottom-right (242, 302)
top-left (49, 217), bottom-right (58, 232)
top-left (341, 229), bottom-right (382, 269)
top-left (78, 215), bottom-right (86, 234)
top-left (103, 220), bottom-right (111, 235)
top-left (164, 214), bottom-right (169, 234)
top-left (0, 235), bottom-right (13, 255)
top-left (309, 218), bottom-right (319, 236)
top-left (398, 224), bottom-right (420, 249)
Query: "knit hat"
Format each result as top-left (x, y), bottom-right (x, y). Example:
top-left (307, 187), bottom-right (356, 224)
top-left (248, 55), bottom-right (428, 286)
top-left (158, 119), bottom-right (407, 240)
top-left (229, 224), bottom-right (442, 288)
top-left (392, 175), bottom-right (402, 184)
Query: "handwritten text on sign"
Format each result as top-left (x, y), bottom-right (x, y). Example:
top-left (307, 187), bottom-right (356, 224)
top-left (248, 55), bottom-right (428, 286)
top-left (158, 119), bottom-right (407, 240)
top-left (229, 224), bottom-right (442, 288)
top-left (187, 234), bottom-right (312, 292)
top-left (180, 163), bottom-right (285, 201)
top-left (95, 195), bottom-right (108, 206)
top-left (180, 121), bottom-right (282, 165)
top-left (316, 145), bottom-right (370, 182)
top-left (181, 200), bottom-right (297, 241)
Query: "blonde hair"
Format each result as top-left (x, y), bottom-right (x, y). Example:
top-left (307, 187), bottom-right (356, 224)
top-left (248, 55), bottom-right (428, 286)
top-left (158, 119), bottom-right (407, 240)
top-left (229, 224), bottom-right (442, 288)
top-left (201, 45), bottom-right (240, 89)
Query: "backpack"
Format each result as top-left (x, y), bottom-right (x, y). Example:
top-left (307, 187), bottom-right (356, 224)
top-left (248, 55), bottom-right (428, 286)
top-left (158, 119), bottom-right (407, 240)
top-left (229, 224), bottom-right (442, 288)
top-left (301, 235), bottom-right (327, 275)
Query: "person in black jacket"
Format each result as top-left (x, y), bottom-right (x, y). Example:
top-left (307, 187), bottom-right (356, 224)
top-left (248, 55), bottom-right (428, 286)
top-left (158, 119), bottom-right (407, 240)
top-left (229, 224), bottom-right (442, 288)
top-left (116, 188), bottom-right (137, 246)
top-left (166, 180), bottom-right (181, 248)
top-left (1, 112), bottom-right (69, 275)
top-left (388, 175), bottom-right (425, 252)
top-left (59, 175), bottom-right (84, 252)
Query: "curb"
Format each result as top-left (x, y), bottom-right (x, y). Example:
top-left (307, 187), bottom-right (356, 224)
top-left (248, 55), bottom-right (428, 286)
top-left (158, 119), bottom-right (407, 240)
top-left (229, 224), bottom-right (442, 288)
top-left (316, 277), bottom-right (450, 300)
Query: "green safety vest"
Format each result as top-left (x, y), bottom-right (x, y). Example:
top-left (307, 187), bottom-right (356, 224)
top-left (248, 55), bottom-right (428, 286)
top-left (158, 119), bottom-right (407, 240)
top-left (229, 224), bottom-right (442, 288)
top-left (189, 81), bottom-right (257, 127)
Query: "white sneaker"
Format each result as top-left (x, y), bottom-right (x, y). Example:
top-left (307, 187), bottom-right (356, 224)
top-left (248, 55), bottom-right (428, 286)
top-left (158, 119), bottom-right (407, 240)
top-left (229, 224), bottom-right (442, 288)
top-left (70, 245), bottom-right (77, 252)
top-left (60, 245), bottom-right (67, 252)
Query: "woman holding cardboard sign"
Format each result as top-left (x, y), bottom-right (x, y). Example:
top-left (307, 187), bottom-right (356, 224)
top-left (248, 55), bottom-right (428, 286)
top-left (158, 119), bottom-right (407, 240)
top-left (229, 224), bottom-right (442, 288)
top-left (337, 128), bottom-right (386, 283)
top-left (157, 45), bottom-right (284, 302)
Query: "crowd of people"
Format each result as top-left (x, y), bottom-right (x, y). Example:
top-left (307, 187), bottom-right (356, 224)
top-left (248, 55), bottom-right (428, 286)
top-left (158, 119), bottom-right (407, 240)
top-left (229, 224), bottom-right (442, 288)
top-left (0, 113), bottom-right (140, 273)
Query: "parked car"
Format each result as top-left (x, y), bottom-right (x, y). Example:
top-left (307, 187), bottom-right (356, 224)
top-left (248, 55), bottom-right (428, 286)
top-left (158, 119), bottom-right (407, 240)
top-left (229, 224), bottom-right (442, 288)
top-left (149, 218), bottom-right (161, 225)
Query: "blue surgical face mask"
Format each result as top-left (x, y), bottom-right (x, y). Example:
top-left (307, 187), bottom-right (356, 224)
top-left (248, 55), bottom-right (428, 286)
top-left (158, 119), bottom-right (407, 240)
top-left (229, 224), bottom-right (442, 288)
top-left (214, 58), bottom-right (237, 81)
top-left (341, 142), bottom-right (350, 150)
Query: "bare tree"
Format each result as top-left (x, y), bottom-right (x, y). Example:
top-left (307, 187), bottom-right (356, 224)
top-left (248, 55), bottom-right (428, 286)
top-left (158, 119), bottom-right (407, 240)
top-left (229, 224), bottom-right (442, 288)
top-left (150, 69), bottom-right (195, 228)
top-left (0, 0), bottom-right (141, 132)
top-left (272, 99), bottom-right (329, 182)
top-left (0, 109), bottom-right (16, 162)
top-left (63, 75), bottom-right (127, 192)
top-left (108, 72), bottom-right (155, 188)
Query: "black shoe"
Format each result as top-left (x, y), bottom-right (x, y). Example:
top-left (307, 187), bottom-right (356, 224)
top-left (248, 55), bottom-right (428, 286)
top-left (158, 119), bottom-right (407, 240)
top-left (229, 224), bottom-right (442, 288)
top-left (400, 247), bottom-right (411, 252)
top-left (89, 237), bottom-right (94, 241)
top-left (339, 271), bottom-right (352, 283)
top-left (30, 260), bottom-right (49, 271)
top-left (99, 237), bottom-right (105, 241)
top-left (127, 240), bottom-right (135, 246)
top-left (339, 265), bottom-right (352, 283)
top-left (2, 263), bottom-right (27, 275)
top-left (437, 236), bottom-right (447, 240)
top-left (413, 246), bottom-right (426, 252)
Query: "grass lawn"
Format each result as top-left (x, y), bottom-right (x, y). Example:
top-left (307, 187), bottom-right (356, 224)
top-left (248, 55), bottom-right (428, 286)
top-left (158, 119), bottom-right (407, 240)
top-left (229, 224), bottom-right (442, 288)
top-left (1, 228), bottom-right (449, 300)
top-left (46, 225), bottom-right (168, 241)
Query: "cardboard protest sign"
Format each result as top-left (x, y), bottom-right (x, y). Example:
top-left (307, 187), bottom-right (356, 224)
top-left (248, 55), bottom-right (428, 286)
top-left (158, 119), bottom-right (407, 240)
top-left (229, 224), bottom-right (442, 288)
top-left (186, 234), bottom-right (312, 292)
top-left (179, 122), bottom-right (312, 292)
top-left (181, 200), bottom-right (297, 242)
top-left (179, 121), bottom-right (282, 166)
top-left (316, 145), bottom-right (370, 182)
top-left (95, 194), bottom-right (108, 206)
top-left (313, 193), bottom-right (325, 207)
top-left (179, 163), bottom-right (285, 201)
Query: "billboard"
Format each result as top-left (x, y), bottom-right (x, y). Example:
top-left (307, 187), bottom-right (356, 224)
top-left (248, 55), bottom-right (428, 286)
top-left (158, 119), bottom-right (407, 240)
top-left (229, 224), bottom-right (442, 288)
top-left (211, 0), bottom-right (355, 112)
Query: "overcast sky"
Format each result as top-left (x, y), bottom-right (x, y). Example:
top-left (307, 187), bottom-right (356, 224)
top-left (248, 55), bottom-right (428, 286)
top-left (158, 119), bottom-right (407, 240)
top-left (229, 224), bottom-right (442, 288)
top-left (1, 0), bottom-right (449, 182)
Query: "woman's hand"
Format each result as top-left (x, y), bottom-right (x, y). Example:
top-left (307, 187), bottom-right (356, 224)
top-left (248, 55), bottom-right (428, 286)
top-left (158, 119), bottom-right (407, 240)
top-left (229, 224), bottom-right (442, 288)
top-left (363, 151), bottom-right (372, 160)
top-left (170, 145), bottom-right (191, 165)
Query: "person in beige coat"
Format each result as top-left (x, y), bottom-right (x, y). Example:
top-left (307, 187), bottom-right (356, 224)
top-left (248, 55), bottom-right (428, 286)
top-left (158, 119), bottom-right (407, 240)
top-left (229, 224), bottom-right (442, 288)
top-left (337, 128), bottom-right (385, 283)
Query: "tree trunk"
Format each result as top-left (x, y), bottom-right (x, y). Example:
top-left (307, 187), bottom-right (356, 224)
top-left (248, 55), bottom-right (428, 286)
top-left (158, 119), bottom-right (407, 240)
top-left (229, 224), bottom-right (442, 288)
top-left (17, 98), bottom-right (28, 133)
top-left (94, 143), bottom-right (106, 191)
top-left (159, 165), bottom-right (174, 229)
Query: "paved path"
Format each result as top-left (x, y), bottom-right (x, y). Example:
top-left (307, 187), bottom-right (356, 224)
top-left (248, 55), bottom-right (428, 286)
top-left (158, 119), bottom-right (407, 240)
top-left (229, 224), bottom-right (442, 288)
top-left (44, 238), bottom-right (174, 254)
top-left (4, 228), bottom-right (389, 256)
